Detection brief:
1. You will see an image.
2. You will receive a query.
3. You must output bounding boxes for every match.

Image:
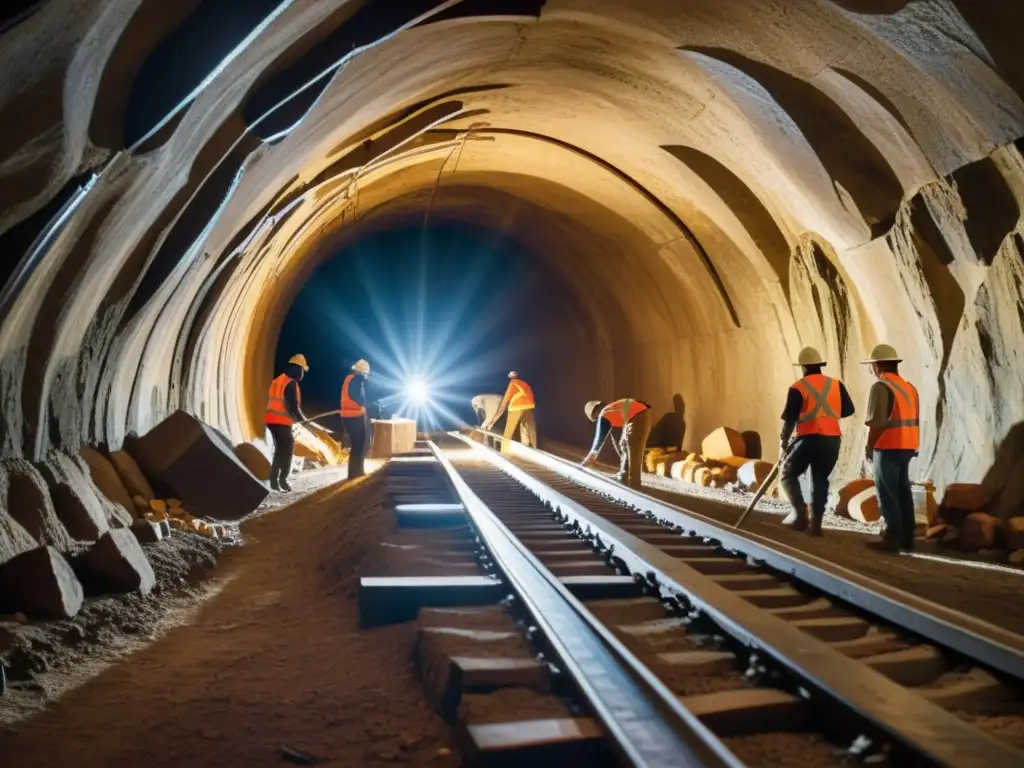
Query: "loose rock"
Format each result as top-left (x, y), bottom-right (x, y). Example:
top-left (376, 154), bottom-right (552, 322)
top-left (956, 512), bottom-right (1001, 552)
top-left (0, 546), bottom-right (84, 619)
top-left (109, 450), bottom-right (156, 501)
top-left (79, 446), bottom-right (135, 516)
top-left (131, 519), bottom-right (164, 544)
top-left (701, 427), bottom-right (747, 461)
top-left (848, 486), bottom-right (881, 524)
top-left (36, 451), bottom-right (111, 542)
top-left (73, 529), bottom-right (157, 596)
top-left (835, 479), bottom-right (875, 519)
top-left (0, 460), bottom-right (74, 549)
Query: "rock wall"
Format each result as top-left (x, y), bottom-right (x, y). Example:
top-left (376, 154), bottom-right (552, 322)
top-left (1, 1), bottom-right (1023, 513)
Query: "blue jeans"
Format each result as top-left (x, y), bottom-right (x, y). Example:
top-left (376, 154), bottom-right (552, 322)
top-left (873, 449), bottom-right (916, 546)
top-left (780, 435), bottom-right (841, 521)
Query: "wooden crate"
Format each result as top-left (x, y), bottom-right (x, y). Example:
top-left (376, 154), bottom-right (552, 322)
top-left (369, 418), bottom-right (417, 458)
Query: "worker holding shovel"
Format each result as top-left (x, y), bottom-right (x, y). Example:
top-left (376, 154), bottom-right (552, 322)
top-left (264, 354), bottom-right (310, 493)
top-left (777, 347), bottom-right (855, 536)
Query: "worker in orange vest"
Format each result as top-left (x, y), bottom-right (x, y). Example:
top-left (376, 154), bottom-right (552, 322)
top-left (264, 354), bottom-right (309, 492)
top-left (862, 344), bottom-right (920, 552)
top-left (483, 371), bottom-right (536, 453)
top-left (779, 346), bottom-right (855, 536)
top-left (581, 398), bottom-right (653, 489)
top-left (340, 359), bottom-right (371, 480)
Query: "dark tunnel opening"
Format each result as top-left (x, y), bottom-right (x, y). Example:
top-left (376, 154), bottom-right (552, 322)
top-left (273, 220), bottom-right (594, 440)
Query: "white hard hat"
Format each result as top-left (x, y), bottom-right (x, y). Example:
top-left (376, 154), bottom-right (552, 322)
top-left (584, 400), bottom-right (603, 421)
top-left (795, 346), bottom-right (825, 366)
top-left (352, 359), bottom-right (370, 375)
top-left (288, 354), bottom-right (309, 371)
top-left (508, 370), bottom-right (518, 379)
top-left (861, 344), bottom-right (901, 364)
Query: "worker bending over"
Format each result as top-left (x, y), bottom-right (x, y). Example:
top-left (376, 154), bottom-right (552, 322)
top-left (340, 359), bottom-right (371, 481)
top-left (471, 393), bottom-right (502, 428)
top-left (779, 347), bottom-right (855, 536)
top-left (483, 371), bottom-right (536, 453)
top-left (581, 398), bottom-right (652, 490)
top-left (264, 354), bottom-right (309, 492)
top-left (863, 344), bottom-right (920, 552)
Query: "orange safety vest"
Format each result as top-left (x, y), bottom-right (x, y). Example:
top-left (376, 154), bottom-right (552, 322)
top-left (265, 374), bottom-right (298, 426)
top-left (340, 374), bottom-right (365, 418)
top-left (601, 398), bottom-right (650, 429)
top-left (874, 372), bottom-right (920, 451)
top-left (794, 374), bottom-right (842, 437)
top-left (506, 379), bottom-right (535, 411)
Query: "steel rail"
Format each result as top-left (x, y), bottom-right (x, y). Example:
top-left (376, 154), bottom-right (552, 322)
top-left (453, 431), bottom-right (1024, 767)
top-left (425, 439), bottom-right (743, 768)
top-left (468, 429), bottom-right (1024, 682)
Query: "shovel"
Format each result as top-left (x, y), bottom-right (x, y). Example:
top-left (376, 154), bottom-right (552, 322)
top-left (734, 446), bottom-right (788, 530)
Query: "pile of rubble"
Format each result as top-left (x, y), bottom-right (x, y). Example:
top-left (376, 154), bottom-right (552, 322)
top-left (649, 426), bottom-right (1024, 564)
top-left (0, 410), bottom-right (270, 622)
top-left (645, 427), bottom-right (775, 493)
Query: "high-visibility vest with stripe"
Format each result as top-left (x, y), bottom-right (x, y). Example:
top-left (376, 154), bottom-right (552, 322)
top-left (794, 374), bottom-right (842, 437)
top-left (340, 374), bottom-right (365, 418)
top-left (601, 398), bottom-right (650, 428)
top-left (875, 373), bottom-right (920, 451)
top-left (265, 374), bottom-right (298, 426)
top-left (506, 379), bottom-right (535, 411)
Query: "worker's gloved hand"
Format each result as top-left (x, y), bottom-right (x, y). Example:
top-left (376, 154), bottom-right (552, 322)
top-left (864, 444), bottom-right (873, 462)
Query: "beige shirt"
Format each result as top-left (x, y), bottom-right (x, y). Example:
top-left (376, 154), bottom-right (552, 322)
top-left (865, 381), bottom-right (894, 427)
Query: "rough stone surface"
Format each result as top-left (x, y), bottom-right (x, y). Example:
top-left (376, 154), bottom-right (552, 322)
top-left (0, 460), bottom-right (74, 549)
top-left (0, 546), bottom-right (84, 619)
top-left (73, 529), bottom-right (156, 596)
top-left (109, 451), bottom-right (156, 502)
top-left (0, 1), bottom-right (1021, 518)
top-left (234, 442), bottom-right (271, 481)
top-left (130, 519), bottom-right (164, 544)
top-left (0, 504), bottom-right (35, 567)
top-left (79, 446), bottom-right (136, 517)
top-left (848, 486), bottom-right (881, 524)
top-left (36, 452), bottom-right (112, 542)
top-left (128, 410), bottom-right (268, 521)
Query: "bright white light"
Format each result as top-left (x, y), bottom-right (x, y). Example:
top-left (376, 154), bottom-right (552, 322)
top-left (406, 378), bottom-right (429, 404)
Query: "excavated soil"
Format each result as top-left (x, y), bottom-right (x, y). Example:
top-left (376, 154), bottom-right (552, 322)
top-left (723, 732), bottom-right (850, 767)
top-left (0, 470), bottom-right (459, 768)
top-left (544, 443), bottom-right (1024, 637)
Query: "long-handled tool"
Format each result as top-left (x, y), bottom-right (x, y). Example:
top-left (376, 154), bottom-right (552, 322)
top-left (734, 446), bottom-right (788, 530)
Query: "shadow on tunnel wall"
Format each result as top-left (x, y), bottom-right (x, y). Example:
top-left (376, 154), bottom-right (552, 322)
top-left (981, 421), bottom-right (1024, 519)
top-left (648, 393), bottom-right (685, 450)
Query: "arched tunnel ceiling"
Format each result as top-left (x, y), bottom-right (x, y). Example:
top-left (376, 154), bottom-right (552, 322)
top-left (2, 0), bottom-right (1024, 504)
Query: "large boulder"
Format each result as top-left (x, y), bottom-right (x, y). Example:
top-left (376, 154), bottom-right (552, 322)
top-left (109, 450), bottom-right (156, 501)
top-left (234, 442), bottom-right (271, 481)
top-left (36, 452), bottom-right (111, 542)
top-left (0, 546), bottom-right (84, 619)
top-left (127, 410), bottom-right (268, 521)
top-left (0, 460), bottom-right (73, 549)
top-left (848, 486), bottom-right (881, 524)
top-left (0, 506), bottom-right (35, 567)
top-left (956, 512), bottom-right (1000, 552)
top-left (79, 446), bottom-right (135, 515)
top-left (939, 483), bottom-right (988, 526)
top-left (737, 460), bottom-right (774, 491)
top-left (701, 427), bottom-right (747, 461)
top-left (835, 479), bottom-right (875, 519)
top-left (73, 529), bottom-right (156, 596)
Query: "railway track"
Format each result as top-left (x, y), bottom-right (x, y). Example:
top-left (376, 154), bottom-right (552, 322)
top-left (362, 436), bottom-right (1024, 767)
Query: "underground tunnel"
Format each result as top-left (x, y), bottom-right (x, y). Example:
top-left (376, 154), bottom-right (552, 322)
top-left (3, 1), bottom-right (1024, 766)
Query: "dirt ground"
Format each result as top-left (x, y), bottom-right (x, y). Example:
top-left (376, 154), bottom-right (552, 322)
top-left (0, 467), bottom-right (458, 767)
top-left (542, 442), bottom-right (1024, 637)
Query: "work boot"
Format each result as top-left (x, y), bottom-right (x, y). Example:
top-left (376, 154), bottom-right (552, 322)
top-left (865, 536), bottom-right (901, 553)
top-left (809, 513), bottom-right (824, 538)
top-left (279, 478), bottom-right (292, 493)
top-left (269, 475), bottom-right (280, 492)
top-left (783, 504), bottom-right (809, 532)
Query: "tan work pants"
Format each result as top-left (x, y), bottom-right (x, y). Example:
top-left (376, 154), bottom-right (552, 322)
top-left (618, 408), bottom-right (653, 489)
top-left (502, 408), bottom-right (536, 453)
